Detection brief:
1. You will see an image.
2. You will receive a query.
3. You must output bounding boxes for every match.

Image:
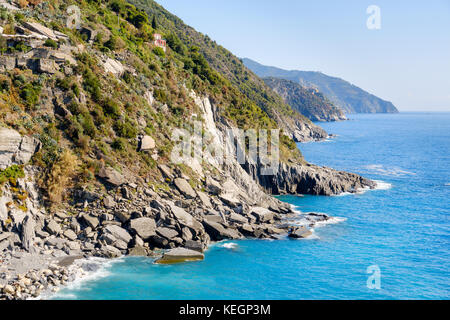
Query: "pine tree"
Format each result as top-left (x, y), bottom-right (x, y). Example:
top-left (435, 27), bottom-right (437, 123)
top-left (152, 16), bottom-right (157, 29)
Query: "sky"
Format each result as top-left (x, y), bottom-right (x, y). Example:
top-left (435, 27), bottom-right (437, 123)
top-left (155, 0), bottom-right (450, 112)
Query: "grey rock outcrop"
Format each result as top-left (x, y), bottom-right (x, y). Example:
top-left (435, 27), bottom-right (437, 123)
top-left (202, 220), bottom-right (241, 241)
top-left (98, 167), bottom-right (126, 186)
top-left (21, 215), bottom-right (35, 252)
top-left (248, 162), bottom-right (375, 196)
top-left (129, 217), bottom-right (156, 240)
top-left (0, 128), bottom-right (40, 169)
top-left (173, 178), bottom-right (196, 199)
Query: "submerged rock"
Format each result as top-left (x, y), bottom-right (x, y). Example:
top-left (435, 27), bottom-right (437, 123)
top-left (155, 247), bottom-right (204, 264)
top-left (288, 226), bottom-right (313, 239)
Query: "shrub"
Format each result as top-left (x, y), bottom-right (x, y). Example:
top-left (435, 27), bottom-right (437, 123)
top-left (102, 98), bottom-right (121, 118)
top-left (44, 39), bottom-right (58, 48)
top-left (104, 35), bottom-right (125, 51)
top-left (0, 165), bottom-right (25, 186)
top-left (114, 118), bottom-right (137, 139)
top-left (20, 82), bottom-right (41, 108)
top-left (46, 149), bottom-right (80, 205)
top-left (111, 138), bottom-right (126, 151)
top-left (153, 46), bottom-right (165, 57)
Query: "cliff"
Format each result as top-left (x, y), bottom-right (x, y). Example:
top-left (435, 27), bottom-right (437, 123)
top-left (263, 77), bottom-right (346, 122)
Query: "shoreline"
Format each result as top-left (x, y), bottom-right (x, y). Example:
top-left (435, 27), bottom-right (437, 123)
top-left (34, 195), bottom-right (375, 300)
top-left (0, 176), bottom-right (385, 300)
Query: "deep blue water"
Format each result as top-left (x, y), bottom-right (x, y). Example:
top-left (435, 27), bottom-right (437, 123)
top-left (53, 113), bottom-right (450, 300)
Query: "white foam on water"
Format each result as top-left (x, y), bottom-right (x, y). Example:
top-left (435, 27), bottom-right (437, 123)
top-left (445, 183), bottom-right (450, 187)
top-left (374, 180), bottom-right (392, 190)
top-left (314, 216), bottom-right (347, 228)
top-left (221, 242), bottom-right (238, 249)
top-left (332, 180), bottom-right (391, 197)
top-left (363, 164), bottom-right (415, 177)
top-left (304, 229), bottom-right (320, 240)
top-left (37, 256), bottom-right (123, 300)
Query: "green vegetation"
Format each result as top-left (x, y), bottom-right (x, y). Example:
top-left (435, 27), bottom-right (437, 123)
top-left (44, 39), bottom-right (58, 48)
top-left (0, 165), bottom-right (25, 186)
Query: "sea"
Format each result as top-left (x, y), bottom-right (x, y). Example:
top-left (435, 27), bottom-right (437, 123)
top-left (51, 113), bottom-right (450, 300)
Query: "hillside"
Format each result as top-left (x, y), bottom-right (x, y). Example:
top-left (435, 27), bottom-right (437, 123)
top-left (243, 58), bottom-right (399, 114)
top-left (263, 77), bottom-right (346, 122)
top-left (128, 0), bottom-right (327, 142)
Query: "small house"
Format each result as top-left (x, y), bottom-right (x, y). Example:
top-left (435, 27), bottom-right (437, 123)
top-left (153, 33), bottom-right (166, 52)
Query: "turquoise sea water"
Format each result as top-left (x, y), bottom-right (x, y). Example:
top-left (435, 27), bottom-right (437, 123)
top-left (53, 113), bottom-right (450, 300)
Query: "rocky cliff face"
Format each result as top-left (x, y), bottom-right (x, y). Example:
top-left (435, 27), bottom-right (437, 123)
top-left (263, 77), bottom-right (347, 122)
top-left (248, 162), bottom-right (376, 196)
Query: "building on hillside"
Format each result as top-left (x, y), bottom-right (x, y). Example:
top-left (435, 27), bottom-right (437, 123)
top-left (153, 33), bottom-right (166, 52)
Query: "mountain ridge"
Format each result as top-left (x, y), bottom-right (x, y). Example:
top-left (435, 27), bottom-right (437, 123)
top-left (243, 58), bottom-right (399, 114)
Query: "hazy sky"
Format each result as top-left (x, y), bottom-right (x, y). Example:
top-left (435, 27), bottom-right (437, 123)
top-left (156, 0), bottom-right (450, 112)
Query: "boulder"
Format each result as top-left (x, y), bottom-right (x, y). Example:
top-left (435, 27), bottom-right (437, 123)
top-left (104, 58), bottom-right (125, 76)
top-left (128, 245), bottom-right (147, 256)
top-left (196, 191), bottom-right (212, 208)
top-left (129, 217), bottom-right (156, 240)
top-left (63, 229), bottom-right (77, 241)
top-left (155, 247), bottom-right (204, 264)
top-left (250, 207), bottom-right (275, 223)
top-left (98, 167), bottom-right (126, 186)
top-left (288, 226), bottom-right (313, 239)
top-left (0, 56), bottom-right (16, 71)
top-left (184, 240), bottom-right (203, 253)
top-left (114, 211), bottom-right (131, 223)
top-left (38, 59), bottom-right (57, 74)
top-left (205, 177), bottom-right (222, 195)
top-left (169, 204), bottom-right (203, 232)
top-left (156, 227), bottom-right (178, 240)
top-left (81, 215), bottom-right (99, 229)
top-left (139, 136), bottom-right (156, 151)
top-left (103, 196), bottom-right (116, 209)
top-left (158, 164), bottom-right (174, 180)
top-left (174, 178), bottom-right (196, 199)
top-left (21, 215), bottom-right (35, 252)
top-left (219, 193), bottom-right (241, 208)
top-left (103, 245), bottom-right (122, 258)
top-left (104, 225), bottom-right (132, 244)
top-left (46, 220), bottom-right (62, 235)
top-left (202, 220), bottom-right (241, 241)
top-left (150, 235), bottom-right (169, 248)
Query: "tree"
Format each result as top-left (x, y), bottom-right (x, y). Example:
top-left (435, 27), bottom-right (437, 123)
top-left (152, 16), bottom-right (157, 29)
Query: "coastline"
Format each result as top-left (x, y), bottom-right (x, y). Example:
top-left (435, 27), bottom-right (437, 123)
top-left (0, 178), bottom-right (388, 300)
top-left (35, 181), bottom-right (391, 300)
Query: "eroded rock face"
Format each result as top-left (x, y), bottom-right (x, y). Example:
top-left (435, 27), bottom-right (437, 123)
top-left (0, 128), bottom-right (40, 169)
top-left (248, 161), bottom-right (376, 196)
